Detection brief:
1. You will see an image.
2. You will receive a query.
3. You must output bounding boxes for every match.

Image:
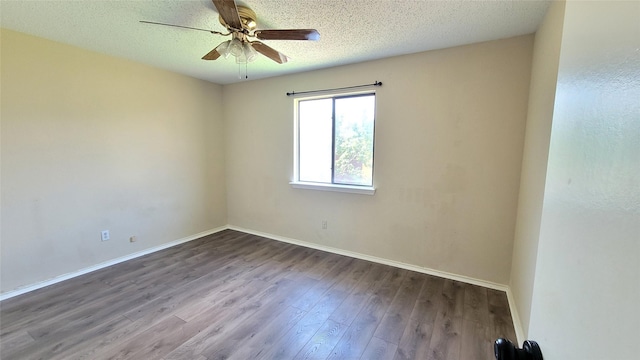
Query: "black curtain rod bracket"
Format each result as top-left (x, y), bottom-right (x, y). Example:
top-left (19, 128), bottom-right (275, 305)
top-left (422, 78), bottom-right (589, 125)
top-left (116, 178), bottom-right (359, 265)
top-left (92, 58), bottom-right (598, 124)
top-left (286, 81), bottom-right (382, 96)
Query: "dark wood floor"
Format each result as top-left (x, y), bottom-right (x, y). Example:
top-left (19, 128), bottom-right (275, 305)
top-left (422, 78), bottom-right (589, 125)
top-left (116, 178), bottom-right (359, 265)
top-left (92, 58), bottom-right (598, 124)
top-left (0, 230), bottom-right (516, 360)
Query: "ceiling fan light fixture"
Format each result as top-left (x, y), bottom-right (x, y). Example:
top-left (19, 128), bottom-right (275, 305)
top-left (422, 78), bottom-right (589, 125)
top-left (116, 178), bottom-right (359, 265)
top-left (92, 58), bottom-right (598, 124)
top-left (234, 43), bottom-right (257, 64)
top-left (215, 40), bottom-right (232, 58)
top-left (243, 42), bottom-right (258, 63)
top-left (228, 38), bottom-right (244, 57)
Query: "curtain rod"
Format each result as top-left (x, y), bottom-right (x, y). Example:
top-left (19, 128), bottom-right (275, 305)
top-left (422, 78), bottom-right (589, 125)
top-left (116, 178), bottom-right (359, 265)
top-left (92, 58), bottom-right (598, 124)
top-left (286, 81), bottom-right (382, 96)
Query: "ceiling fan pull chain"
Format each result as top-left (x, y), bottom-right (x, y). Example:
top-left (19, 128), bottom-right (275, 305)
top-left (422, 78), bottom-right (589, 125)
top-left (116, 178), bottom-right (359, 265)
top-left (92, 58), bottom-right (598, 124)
top-left (237, 62), bottom-right (249, 79)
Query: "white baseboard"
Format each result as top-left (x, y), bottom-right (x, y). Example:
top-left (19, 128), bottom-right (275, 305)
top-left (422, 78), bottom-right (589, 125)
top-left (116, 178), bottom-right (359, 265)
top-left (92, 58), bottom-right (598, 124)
top-left (227, 225), bottom-right (510, 292)
top-left (506, 287), bottom-right (526, 343)
top-left (0, 226), bottom-right (227, 301)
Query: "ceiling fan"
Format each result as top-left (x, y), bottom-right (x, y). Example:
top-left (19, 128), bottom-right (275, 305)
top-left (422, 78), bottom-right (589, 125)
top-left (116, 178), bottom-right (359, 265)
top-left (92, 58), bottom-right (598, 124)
top-left (141, 0), bottom-right (320, 64)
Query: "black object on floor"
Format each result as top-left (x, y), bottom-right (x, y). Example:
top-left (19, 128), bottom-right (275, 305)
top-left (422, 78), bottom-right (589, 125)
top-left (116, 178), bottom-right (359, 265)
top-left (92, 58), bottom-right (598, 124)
top-left (494, 338), bottom-right (543, 360)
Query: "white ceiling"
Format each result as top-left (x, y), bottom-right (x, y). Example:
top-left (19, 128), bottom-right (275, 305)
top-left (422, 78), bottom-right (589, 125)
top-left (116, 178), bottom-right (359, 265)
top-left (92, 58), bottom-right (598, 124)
top-left (0, 0), bottom-right (551, 85)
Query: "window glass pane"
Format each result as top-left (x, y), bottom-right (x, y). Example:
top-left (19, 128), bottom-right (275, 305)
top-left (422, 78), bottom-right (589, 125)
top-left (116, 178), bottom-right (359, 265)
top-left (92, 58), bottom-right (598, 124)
top-left (299, 98), bottom-right (333, 183)
top-left (334, 95), bottom-right (375, 186)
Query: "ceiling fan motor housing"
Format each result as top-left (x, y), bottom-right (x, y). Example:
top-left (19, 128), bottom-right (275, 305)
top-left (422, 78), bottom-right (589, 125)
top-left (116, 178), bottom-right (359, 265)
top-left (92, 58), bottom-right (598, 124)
top-left (219, 5), bottom-right (257, 31)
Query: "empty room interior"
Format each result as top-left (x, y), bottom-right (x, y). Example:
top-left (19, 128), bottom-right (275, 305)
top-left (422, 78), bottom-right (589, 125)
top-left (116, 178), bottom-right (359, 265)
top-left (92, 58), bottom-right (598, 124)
top-left (1, 0), bottom-right (638, 359)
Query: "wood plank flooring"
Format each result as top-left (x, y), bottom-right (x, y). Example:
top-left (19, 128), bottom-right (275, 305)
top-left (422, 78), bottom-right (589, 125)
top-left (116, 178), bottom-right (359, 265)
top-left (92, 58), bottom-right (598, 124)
top-left (0, 230), bottom-right (516, 359)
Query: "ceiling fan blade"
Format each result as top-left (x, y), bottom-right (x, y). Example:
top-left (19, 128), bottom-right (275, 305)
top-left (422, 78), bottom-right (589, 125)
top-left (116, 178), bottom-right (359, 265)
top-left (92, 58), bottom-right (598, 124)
top-left (139, 21), bottom-right (226, 35)
top-left (212, 0), bottom-right (243, 30)
top-left (251, 42), bottom-right (289, 64)
top-left (202, 48), bottom-right (221, 60)
top-left (255, 29), bottom-right (320, 41)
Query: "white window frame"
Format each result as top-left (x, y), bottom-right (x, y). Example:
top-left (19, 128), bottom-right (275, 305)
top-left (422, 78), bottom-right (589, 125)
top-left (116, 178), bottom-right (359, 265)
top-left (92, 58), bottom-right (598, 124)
top-left (290, 90), bottom-right (377, 195)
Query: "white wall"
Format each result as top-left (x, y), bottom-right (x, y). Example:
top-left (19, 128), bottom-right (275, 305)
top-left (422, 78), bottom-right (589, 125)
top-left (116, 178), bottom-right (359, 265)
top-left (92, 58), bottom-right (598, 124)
top-left (528, 1), bottom-right (640, 358)
top-left (224, 36), bottom-right (533, 285)
top-left (1, 30), bottom-right (228, 293)
top-left (510, 0), bottom-right (565, 338)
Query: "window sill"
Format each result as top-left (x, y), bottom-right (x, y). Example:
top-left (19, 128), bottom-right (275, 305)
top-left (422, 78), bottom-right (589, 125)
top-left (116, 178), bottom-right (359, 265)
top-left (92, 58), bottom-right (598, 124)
top-left (289, 181), bottom-right (376, 195)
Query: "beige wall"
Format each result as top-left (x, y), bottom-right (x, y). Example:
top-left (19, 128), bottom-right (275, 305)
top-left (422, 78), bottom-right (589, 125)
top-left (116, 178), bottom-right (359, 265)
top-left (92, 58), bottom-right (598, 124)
top-left (224, 36), bottom-right (533, 284)
top-left (509, 0), bottom-right (565, 338)
top-left (0, 30), bottom-right (227, 293)
top-left (528, 1), bottom-right (640, 358)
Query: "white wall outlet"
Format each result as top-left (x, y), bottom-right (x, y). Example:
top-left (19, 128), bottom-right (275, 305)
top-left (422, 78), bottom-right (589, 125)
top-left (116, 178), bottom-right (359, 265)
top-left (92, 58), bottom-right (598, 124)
top-left (322, 220), bottom-right (328, 229)
top-left (129, 236), bottom-right (136, 243)
top-left (101, 230), bottom-right (110, 241)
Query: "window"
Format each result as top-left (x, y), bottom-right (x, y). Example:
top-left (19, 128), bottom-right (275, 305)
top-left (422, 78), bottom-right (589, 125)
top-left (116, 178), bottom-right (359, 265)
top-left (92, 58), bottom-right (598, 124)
top-left (292, 92), bottom-right (376, 194)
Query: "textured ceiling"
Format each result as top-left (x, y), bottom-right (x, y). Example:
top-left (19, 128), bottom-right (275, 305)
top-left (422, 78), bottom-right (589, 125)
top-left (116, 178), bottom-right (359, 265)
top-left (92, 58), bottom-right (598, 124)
top-left (0, 0), bottom-right (551, 84)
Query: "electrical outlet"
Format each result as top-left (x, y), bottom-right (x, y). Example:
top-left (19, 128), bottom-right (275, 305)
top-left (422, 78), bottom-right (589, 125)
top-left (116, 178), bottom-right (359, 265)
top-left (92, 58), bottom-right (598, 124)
top-left (129, 236), bottom-right (137, 243)
top-left (101, 230), bottom-right (110, 241)
top-left (322, 220), bottom-right (327, 229)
